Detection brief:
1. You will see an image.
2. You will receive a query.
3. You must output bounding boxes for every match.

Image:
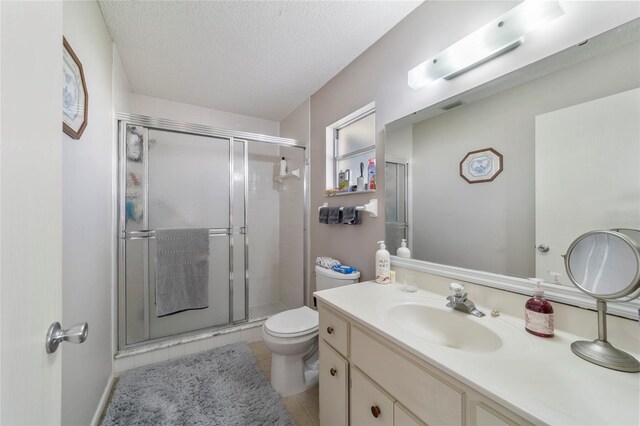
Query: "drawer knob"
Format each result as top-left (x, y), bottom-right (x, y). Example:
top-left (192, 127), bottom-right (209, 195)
top-left (330, 368), bottom-right (337, 376)
top-left (327, 326), bottom-right (334, 334)
top-left (371, 405), bottom-right (381, 418)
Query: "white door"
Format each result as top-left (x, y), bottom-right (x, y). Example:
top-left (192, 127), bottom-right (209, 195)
top-left (1, 2), bottom-right (64, 423)
top-left (535, 88), bottom-right (640, 285)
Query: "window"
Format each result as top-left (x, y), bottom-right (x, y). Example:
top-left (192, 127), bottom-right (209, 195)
top-left (327, 105), bottom-right (376, 191)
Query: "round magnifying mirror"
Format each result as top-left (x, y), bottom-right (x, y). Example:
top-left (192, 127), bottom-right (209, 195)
top-left (564, 229), bottom-right (640, 373)
top-left (565, 230), bottom-right (640, 300)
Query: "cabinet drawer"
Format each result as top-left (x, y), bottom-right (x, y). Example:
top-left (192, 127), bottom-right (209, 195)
top-left (351, 326), bottom-right (464, 426)
top-left (394, 402), bottom-right (426, 426)
top-left (319, 339), bottom-right (348, 426)
top-left (319, 305), bottom-right (349, 357)
top-left (351, 367), bottom-right (394, 426)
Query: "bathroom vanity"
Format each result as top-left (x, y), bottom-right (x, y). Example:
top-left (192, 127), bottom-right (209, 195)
top-left (315, 282), bottom-right (640, 426)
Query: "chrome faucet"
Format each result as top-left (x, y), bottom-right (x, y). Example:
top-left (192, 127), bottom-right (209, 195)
top-left (446, 283), bottom-right (485, 317)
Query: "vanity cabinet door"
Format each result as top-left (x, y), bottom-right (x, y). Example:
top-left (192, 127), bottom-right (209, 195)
top-left (351, 367), bottom-right (395, 426)
top-left (394, 403), bottom-right (426, 426)
top-left (319, 339), bottom-right (348, 426)
top-left (351, 326), bottom-right (464, 425)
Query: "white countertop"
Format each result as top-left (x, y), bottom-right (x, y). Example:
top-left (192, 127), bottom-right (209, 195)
top-left (315, 281), bottom-right (640, 426)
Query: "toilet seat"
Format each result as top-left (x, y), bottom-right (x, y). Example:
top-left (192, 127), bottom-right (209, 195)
top-left (264, 306), bottom-right (318, 338)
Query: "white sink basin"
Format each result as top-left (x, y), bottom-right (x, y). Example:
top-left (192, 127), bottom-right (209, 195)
top-left (380, 299), bottom-right (503, 353)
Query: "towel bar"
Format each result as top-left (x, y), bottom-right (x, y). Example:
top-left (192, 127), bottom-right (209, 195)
top-left (123, 228), bottom-right (232, 240)
top-left (318, 198), bottom-right (378, 218)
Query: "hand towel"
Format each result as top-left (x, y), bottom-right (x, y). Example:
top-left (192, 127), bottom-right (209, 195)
top-left (319, 207), bottom-right (329, 224)
top-left (327, 207), bottom-right (342, 224)
top-left (155, 228), bottom-right (210, 317)
top-left (316, 257), bottom-right (341, 269)
top-left (342, 206), bottom-right (361, 225)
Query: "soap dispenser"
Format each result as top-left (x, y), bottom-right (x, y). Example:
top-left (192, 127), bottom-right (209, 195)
top-left (396, 239), bottom-right (411, 258)
top-left (375, 241), bottom-right (390, 284)
top-left (525, 279), bottom-right (554, 337)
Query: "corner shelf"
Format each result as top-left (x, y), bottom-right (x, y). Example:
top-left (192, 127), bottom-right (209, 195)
top-left (274, 169), bottom-right (300, 183)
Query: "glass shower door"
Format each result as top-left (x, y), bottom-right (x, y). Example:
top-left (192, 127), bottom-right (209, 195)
top-left (147, 129), bottom-right (232, 340)
top-left (122, 124), bottom-right (246, 345)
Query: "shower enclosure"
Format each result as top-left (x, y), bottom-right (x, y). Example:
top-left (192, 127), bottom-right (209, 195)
top-left (385, 161), bottom-right (408, 255)
top-left (117, 114), bottom-right (306, 350)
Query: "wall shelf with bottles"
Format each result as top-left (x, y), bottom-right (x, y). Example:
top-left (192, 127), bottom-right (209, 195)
top-left (326, 189), bottom-right (376, 197)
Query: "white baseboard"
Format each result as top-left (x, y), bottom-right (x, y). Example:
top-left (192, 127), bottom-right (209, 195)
top-left (90, 374), bottom-right (114, 426)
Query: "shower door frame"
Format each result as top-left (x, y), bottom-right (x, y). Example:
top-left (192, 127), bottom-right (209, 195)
top-left (116, 113), bottom-right (307, 350)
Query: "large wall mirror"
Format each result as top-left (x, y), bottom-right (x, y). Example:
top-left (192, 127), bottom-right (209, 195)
top-left (385, 19), bottom-right (640, 314)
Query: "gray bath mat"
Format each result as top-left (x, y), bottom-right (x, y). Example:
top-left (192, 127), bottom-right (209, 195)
top-left (103, 342), bottom-right (293, 425)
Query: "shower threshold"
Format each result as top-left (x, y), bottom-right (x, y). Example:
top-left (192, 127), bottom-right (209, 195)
top-left (249, 302), bottom-right (288, 322)
top-left (116, 303), bottom-right (289, 359)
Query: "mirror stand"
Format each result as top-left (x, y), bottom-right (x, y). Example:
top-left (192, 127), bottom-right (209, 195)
top-left (571, 299), bottom-right (640, 373)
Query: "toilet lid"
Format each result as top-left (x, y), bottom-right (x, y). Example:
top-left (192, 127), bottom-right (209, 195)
top-left (264, 306), bottom-right (318, 336)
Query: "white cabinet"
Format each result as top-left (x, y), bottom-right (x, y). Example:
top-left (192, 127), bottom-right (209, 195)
top-left (394, 403), bottom-right (425, 426)
top-left (351, 326), bottom-right (463, 425)
top-left (475, 404), bottom-right (511, 426)
top-left (319, 305), bottom-right (349, 357)
top-left (350, 367), bottom-right (394, 426)
top-left (319, 339), bottom-right (349, 426)
top-left (318, 302), bottom-right (531, 426)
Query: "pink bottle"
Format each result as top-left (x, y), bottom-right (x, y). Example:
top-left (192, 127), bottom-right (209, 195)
top-left (525, 280), bottom-right (554, 338)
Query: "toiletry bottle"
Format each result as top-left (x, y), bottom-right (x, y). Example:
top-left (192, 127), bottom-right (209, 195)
top-left (279, 157), bottom-right (287, 176)
top-left (525, 279), bottom-right (554, 337)
top-left (338, 170), bottom-right (346, 191)
top-left (357, 162), bottom-right (365, 191)
top-left (396, 239), bottom-right (411, 258)
top-left (368, 158), bottom-right (376, 190)
top-left (375, 241), bottom-right (390, 284)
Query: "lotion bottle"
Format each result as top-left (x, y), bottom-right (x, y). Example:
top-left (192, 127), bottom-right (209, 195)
top-left (396, 239), bottom-right (411, 258)
top-left (375, 241), bottom-right (391, 284)
top-left (525, 279), bottom-right (554, 337)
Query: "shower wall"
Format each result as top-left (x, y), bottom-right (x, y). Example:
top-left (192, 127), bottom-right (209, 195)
top-left (247, 143), bottom-right (305, 317)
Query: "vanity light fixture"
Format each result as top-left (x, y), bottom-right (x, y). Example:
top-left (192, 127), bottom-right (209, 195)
top-left (408, 0), bottom-right (564, 89)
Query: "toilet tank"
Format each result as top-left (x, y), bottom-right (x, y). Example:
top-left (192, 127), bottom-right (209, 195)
top-left (315, 265), bottom-right (360, 291)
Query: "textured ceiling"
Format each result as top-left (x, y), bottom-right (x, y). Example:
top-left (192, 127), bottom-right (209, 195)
top-left (99, 1), bottom-right (422, 121)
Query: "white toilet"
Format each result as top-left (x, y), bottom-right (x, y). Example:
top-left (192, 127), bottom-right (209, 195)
top-left (262, 265), bottom-right (360, 396)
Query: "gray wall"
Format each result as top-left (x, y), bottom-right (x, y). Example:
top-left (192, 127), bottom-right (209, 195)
top-left (279, 1), bottom-right (638, 293)
top-left (62, 2), bottom-right (114, 424)
top-left (410, 40), bottom-right (640, 278)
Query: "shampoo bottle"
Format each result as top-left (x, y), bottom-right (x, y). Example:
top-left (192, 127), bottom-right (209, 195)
top-left (279, 157), bottom-right (287, 176)
top-left (525, 279), bottom-right (554, 337)
top-left (396, 239), bottom-right (411, 258)
top-left (375, 241), bottom-right (390, 284)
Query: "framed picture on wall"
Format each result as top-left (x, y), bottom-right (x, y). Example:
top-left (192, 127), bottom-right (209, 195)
top-left (62, 37), bottom-right (88, 139)
top-left (459, 148), bottom-right (503, 184)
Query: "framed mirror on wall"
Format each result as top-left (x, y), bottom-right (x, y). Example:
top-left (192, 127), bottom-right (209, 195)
top-left (385, 19), bottom-right (640, 318)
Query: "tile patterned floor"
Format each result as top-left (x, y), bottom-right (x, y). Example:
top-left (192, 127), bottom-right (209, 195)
top-left (250, 341), bottom-right (320, 426)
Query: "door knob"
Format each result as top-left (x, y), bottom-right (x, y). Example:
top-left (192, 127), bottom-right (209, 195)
top-left (537, 244), bottom-right (550, 253)
top-left (330, 368), bottom-right (337, 376)
top-left (46, 322), bottom-right (88, 354)
top-left (326, 326), bottom-right (334, 334)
